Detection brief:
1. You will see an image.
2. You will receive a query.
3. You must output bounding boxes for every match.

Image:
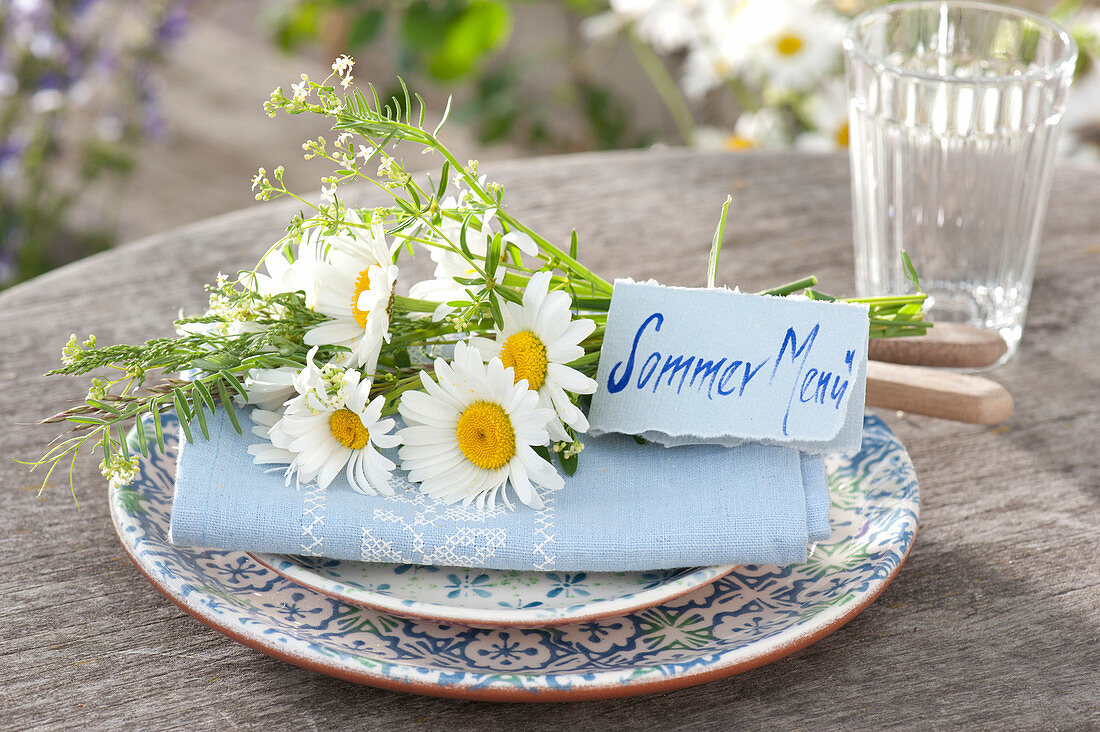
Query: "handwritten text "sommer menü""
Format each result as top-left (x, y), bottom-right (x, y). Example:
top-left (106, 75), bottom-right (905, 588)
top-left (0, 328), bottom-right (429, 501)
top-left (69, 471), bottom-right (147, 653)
top-left (604, 311), bottom-right (856, 436)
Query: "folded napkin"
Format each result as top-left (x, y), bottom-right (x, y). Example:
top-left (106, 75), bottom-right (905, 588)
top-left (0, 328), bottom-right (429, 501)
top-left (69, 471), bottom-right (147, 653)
top-left (169, 408), bottom-right (833, 571)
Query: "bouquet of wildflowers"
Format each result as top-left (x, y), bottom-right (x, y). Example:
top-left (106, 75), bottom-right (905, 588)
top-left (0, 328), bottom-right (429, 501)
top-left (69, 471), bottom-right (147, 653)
top-left (30, 58), bottom-right (929, 511)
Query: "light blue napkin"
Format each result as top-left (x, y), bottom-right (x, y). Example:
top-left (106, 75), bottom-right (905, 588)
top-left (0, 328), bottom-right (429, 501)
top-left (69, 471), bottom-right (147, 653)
top-left (168, 408), bottom-right (832, 571)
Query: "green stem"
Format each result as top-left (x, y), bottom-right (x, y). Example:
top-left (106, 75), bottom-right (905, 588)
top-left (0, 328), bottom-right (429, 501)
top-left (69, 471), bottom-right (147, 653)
top-left (756, 276), bottom-right (818, 297)
top-left (627, 31), bottom-right (697, 146)
top-left (725, 77), bottom-right (762, 114)
top-left (392, 295), bottom-right (440, 313)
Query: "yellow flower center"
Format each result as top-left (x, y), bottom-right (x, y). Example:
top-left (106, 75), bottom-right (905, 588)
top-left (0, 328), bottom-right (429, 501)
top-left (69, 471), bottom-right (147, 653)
top-left (455, 401), bottom-right (516, 470)
top-left (351, 268), bottom-right (371, 329)
top-left (329, 408), bottom-right (370, 449)
top-left (834, 122), bottom-right (850, 148)
top-left (500, 330), bottom-right (548, 391)
top-left (723, 135), bottom-right (754, 151)
top-left (775, 34), bottom-right (803, 56)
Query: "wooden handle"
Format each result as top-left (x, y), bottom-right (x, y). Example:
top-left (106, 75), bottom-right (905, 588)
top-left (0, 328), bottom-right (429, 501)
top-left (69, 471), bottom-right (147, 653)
top-left (866, 360), bottom-right (1013, 424)
top-left (869, 324), bottom-right (1007, 369)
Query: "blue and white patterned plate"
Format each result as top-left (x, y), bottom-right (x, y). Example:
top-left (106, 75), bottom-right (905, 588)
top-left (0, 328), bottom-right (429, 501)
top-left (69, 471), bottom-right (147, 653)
top-left (110, 415), bottom-right (918, 701)
top-left (248, 554), bottom-right (732, 628)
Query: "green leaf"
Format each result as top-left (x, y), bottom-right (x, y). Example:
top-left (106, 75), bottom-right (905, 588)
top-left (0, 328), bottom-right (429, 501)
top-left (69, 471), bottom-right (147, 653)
top-left (424, 0), bottom-right (512, 81)
top-left (570, 229), bottom-right (579, 260)
top-left (707, 195), bottom-right (732, 289)
top-left (271, 3), bottom-right (320, 52)
top-left (116, 423), bottom-right (130, 461)
top-left (87, 398), bottom-right (121, 415)
top-left (438, 160), bottom-right (450, 199)
top-left (485, 232), bottom-right (501, 278)
top-left (194, 380), bottom-right (216, 414)
top-left (458, 214), bottom-right (474, 259)
top-left (151, 398), bottom-right (165, 451)
top-left (217, 381), bottom-right (243, 435)
top-left (347, 8), bottom-right (385, 47)
top-left (218, 370), bottom-right (249, 401)
top-left (400, 1), bottom-right (451, 49)
top-left (67, 416), bottom-right (109, 425)
top-left (433, 94), bottom-right (453, 137)
top-left (901, 250), bottom-right (922, 292)
top-left (488, 293), bottom-right (505, 329)
top-left (133, 415), bottom-right (149, 458)
top-left (191, 384), bottom-right (212, 440)
top-left (559, 450), bottom-right (578, 476)
top-left (173, 392), bottom-right (194, 443)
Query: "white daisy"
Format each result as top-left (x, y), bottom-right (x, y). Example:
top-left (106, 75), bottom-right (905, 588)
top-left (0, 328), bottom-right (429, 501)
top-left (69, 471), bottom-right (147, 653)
top-left (796, 79), bottom-right (850, 151)
top-left (729, 107), bottom-right (792, 150)
top-left (681, 0), bottom-right (753, 99)
top-left (242, 366), bottom-right (298, 411)
top-left (409, 201), bottom-right (537, 318)
top-left (252, 234), bottom-right (323, 305)
top-left (248, 348), bottom-right (399, 496)
top-left (302, 209), bottom-right (399, 372)
top-left (397, 341), bottom-right (562, 511)
top-left (584, 0), bottom-right (704, 53)
top-left (470, 270), bottom-right (597, 442)
top-left (739, 0), bottom-right (844, 95)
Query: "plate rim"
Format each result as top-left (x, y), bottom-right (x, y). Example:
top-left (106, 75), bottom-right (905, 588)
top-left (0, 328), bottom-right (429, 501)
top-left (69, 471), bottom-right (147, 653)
top-left (109, 415), bottom-right (919, 701)
top-left (246, 551), bottom-right (737, 628)
top-left (115, 526), bottom-right (917, 702)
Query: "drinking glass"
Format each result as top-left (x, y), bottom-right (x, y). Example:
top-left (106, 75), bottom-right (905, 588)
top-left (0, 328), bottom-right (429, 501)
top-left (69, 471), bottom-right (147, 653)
top-left (844, 1), bottom-right (1077, 367)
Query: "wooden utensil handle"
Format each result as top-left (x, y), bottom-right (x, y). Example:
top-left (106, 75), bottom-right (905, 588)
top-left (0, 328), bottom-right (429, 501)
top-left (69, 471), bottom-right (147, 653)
top-left (866, 360), bottom-right (1013, 424)
top-left (869, 323), bottom-right (1007, 369)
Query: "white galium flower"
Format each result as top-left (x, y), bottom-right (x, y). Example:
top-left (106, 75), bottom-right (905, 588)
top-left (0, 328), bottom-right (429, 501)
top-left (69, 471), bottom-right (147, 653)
top-left (470, 270), bottom-right (597, 442)
top-left (397, 342), bottom-right (562, 511)
top-left (332, 54), bottom-right (355, 77)
top-left (795, 79), bottom-right (850, 151)
top-left (738, 0), bottom-right (844, 95)
top-left (291, 79), bottom-right (309, 103)
top-left (248, 348), bottom-right (398, 495)
top-left (408, 200), bottom-right (537, 318)
top-left (100, 455), bottom-right (141, 490)
top-left (301, 209), bottom-right (399, 373)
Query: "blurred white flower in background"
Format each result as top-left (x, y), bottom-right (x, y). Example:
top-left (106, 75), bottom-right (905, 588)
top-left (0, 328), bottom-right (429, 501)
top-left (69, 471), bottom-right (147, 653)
top-left (589, 0), bottom-right (1100, 163)
top-left (737, 0), bottom-right (844, 96)
top-left (796, 79), bottom-right (851, 151)
top-left (584, 0), bottom-right (706, 53)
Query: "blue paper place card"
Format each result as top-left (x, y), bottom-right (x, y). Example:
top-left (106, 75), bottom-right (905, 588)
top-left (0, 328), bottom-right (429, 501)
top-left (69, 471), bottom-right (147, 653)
top-left (588, 280), bottom-right (869, 453)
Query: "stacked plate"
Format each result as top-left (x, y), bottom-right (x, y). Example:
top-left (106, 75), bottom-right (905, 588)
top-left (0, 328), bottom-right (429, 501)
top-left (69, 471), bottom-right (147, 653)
top-left (110, 415), bottom-right (918, 701)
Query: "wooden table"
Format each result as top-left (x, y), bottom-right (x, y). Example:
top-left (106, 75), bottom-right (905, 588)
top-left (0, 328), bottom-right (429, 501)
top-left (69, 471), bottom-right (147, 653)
top-left (2, 150), bottom-right (1098, 729)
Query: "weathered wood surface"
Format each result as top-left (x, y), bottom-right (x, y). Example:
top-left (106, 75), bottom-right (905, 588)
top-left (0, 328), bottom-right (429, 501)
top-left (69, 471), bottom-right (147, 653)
top-left (1, 150), bottom-right (1097, 729)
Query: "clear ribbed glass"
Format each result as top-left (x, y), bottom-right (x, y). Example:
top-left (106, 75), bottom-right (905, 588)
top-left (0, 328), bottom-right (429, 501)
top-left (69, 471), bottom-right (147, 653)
top-left (844, 1), bottom-right (1076, 367)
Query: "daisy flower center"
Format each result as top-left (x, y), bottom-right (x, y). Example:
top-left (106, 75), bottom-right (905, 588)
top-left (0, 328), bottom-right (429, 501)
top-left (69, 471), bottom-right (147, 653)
top-left (455, 401), bottom-right (516, 470)
top-left (329, 408), bottom-right (370, 449)
top-left (775, 34), bottom-right (803, 56)
top-left (500, 330), bottom-right (548, 391)
top-left (351, 268), bottom-right (372, 329)
top-left (723, 135), bottom-right (753, 151)
top-left (834, 122), bottom-right (850, 148)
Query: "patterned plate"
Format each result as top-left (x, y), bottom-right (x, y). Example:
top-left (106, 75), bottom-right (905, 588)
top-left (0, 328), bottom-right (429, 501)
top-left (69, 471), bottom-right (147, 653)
top-left (248, 554), bottom-right (732, 628)
top-left (110, 415), bottom-right (918, 701)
